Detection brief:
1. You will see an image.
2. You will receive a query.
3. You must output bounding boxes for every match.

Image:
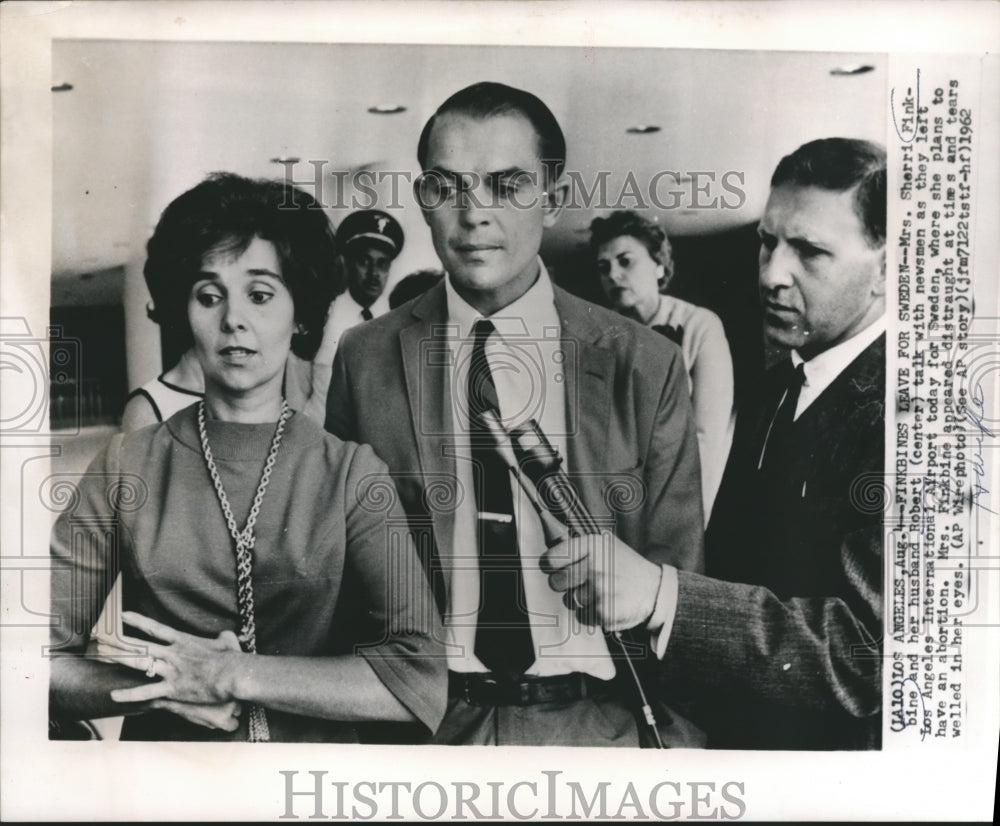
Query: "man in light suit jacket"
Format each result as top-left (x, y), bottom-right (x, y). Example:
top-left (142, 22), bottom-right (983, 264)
top-left (326, 81), bottom-right (704, 747)
top-left (546, 138), bottom-right (886, 750)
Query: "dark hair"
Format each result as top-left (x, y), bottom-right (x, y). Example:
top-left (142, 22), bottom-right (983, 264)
top-left (770, 138), bottom-right (887, 246)
top-left (417, 82), bottom-right (566, 186)
top-left (143, 172), bottom-right (340, 360)
top-left (388, 269), bottom-right (444, 310)
top-left (588, 210), bottom-right (674, 289)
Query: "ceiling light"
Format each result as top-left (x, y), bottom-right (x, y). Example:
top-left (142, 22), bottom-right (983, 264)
top-left (626, 125), bottom-right (661, 135)
top-left (51, 82), bottom-right (74, 92)
top-left (367, 103), bottom-right (407, 115)
top-left (830, 64), bottom-right (875, 76)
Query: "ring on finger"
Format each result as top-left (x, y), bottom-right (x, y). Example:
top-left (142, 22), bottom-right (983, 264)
top-left (145, 658), bottom-right (157, 679)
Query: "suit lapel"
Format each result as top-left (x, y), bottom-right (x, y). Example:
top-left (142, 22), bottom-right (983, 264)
top-left (554, 288), bottom-right (614, 510)
top-left (399, 285), bottom-right (458, 581)
top-left (796, 334), bottom-right (886, 434)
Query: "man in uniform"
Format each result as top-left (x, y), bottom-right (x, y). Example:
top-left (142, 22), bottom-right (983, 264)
top-left (287, 208), bottom-right (403, 421)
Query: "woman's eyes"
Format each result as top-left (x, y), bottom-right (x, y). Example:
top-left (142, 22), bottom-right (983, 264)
top-left (195, 291), bottom-right (222, 307)
top-left (194, 288), bottom-right (274, 307)
top-left (597, 254), bottom-right (633, 275)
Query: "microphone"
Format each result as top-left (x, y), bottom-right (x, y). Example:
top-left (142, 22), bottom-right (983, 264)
top-left (478, 412), bottom-right (568, 549)
top-left (479, 411), bottom-right (665, 748)
top-left (505, 418), bottom-right (601, 535)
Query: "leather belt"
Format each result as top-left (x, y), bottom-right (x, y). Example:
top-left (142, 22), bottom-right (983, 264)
top-left (448, 671), bottom-right (615, 707)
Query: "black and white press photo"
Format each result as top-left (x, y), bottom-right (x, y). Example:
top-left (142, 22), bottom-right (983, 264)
top-left (1, 2), bottom-right (997, 821)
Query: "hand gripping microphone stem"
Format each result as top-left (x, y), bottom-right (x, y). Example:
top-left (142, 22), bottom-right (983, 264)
top-left (479, 411), bottom-right (665, 748)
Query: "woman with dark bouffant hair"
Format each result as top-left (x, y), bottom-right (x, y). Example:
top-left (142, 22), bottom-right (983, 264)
top-left (590, 210), bottom-right (734, 521)
top-left (123, 173), bottom-right (340, 429)
top-left (50, 173), bottom-right (445, 742)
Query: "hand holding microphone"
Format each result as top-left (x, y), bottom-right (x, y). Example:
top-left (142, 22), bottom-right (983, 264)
top-left (479, 413), bottom-right (662, 632)
top-left (480, 411), bottom-right (667, 746)
top-left (541, 533), bottom-right (662, 633)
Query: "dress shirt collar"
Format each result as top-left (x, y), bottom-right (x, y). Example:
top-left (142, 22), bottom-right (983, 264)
top-left (444, 257), bottom-right (558, 340)
top-left (791, 314), bottom-right (886, 414)
top-left (336, 288), bottom-right (387, 321)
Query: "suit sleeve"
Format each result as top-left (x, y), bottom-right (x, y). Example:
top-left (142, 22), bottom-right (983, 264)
top-left (343, 443), bottom-right (448, 734)
top-left (325, 330), bottom-right (358, 441)
top-left (641, 344), bottom-right (705, 573)
top-left (666, 522), bottom-right (882, 718)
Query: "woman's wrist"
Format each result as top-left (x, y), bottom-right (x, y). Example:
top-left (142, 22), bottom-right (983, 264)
top-left (219, 650), bottom-right (250, 702)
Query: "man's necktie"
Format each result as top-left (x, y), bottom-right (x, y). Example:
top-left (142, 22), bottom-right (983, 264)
top-left (360, 307), bottom-right (374, 321)
top-left (467, 319), bottom-right (534, 676)
top-left (759, 360), bottom-right (806, 472)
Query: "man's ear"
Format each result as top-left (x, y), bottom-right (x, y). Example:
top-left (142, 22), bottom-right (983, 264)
top-left (873, 245), bottom-right (887, 297)
top-left (541, 176), bottom-right (570, 229)
top-left (413, 173), bottom-right (435, 227)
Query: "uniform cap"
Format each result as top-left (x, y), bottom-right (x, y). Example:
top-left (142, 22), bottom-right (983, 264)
top-left (338, 209), bottom-right (404, 257)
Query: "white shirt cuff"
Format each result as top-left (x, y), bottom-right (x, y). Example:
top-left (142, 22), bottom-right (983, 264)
top-left (646, 564), bottom-right (679, 660)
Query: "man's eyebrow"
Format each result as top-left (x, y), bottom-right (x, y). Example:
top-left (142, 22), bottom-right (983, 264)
top-left (487, 167), bottom-right (534, 179)
top-left (756, 224), bottom-right (829, 248)
top-left (785, 233), bottom-right (830, 249)
top-left (426, 165), bottom-right (534, 179)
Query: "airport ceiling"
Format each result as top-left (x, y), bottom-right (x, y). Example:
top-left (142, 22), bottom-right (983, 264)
top-left (52, 40), bottom-right (886, 283)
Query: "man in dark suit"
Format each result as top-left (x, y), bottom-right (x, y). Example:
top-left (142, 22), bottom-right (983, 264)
top-left (326, 81), bottom-right (704, 746)
top-left (545, 138), bottom-right (886, 750)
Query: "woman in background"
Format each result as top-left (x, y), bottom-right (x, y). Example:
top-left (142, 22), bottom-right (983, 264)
top-left (50, 173), bottom-right (446, 742)
top-left (590, 210), bottom-right (734, 521)
top-left (121, 350), bottom-right (203, 430)
top-left (120, 195), bottom-right (214, 429)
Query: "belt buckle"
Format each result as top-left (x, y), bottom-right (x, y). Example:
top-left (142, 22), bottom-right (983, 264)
top-left (476, 675), bottom-right (498, 706)
top-left (539, 677), bottom-right (563, 705)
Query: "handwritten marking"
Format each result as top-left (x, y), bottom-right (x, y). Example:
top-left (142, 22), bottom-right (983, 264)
top-left (963, 379), bottom-right (996, 514)
top-left (891, 68), bottom-right (921, 143)
top-left (900, 676), bottom-right (929, 741)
